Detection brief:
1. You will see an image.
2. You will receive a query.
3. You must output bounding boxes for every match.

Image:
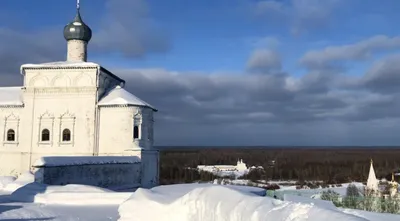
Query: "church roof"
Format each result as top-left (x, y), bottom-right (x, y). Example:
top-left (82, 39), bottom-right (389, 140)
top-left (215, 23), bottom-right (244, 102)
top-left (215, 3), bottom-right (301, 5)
top-left (0, 87), bottom-right (23, 106)
top-left (63, 9), bottom-right (92, 42)
top-left (21, 61), bottom-right (100, 69)
top-left (98, 86), bottom-right (157, 111)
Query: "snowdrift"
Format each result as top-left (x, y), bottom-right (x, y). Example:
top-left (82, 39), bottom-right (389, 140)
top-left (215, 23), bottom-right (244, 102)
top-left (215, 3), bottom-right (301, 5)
top-left (151, 183), bottom-right (266, 197)
top-left (118, 184), bottom-right (367, 221)
top-left (1, 172), bottom-right (130, 205)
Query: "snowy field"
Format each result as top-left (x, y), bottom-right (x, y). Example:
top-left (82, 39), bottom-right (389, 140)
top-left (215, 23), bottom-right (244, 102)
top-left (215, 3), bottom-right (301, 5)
top-left (0, 173), bottom-right (399, 220)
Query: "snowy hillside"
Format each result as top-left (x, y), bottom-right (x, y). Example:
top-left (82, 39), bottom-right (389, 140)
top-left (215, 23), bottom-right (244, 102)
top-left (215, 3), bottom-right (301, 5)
top-left (0, 173), bottom-right (399, 220)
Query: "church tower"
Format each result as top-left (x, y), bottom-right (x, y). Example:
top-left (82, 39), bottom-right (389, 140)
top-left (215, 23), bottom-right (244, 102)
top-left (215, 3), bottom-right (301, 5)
top-left (63, 0), bottom-right (92, 62)
top-left (367, 159), bottom-right (378, 191)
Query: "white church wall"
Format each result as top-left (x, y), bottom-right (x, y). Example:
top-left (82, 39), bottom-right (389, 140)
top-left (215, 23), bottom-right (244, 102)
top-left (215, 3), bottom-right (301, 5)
top-left (98, 106), bottom-right (155, 156)
top-left (0, 67), bottom-right (102, 175)
top-left (0, 107), bottom-right (31, 176)
top-left (28, 95), bottom-right (97, 155)
top-left (98, 106), bottom-right (140, 155)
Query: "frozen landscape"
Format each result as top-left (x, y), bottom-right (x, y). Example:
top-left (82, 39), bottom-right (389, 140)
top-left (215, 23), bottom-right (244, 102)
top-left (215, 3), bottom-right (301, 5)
top-left (1, 172), bottom-right (400, 221)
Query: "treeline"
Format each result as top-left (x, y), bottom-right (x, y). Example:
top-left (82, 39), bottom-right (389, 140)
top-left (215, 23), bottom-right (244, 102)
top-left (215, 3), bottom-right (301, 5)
top-left (159, 147), bottom-right (400, 185)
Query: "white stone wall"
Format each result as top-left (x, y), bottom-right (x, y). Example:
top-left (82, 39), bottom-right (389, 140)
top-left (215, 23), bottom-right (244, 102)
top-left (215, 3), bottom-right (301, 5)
top-left (140, 150), bottom-right (159, 188)
top-left (67, 40), bottom-right (87, 62)
top-left (34, 162), bottom-right (142, 188)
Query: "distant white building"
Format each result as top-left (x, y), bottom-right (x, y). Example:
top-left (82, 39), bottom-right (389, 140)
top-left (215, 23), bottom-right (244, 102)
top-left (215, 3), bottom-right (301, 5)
top-left (0, 4), bottom-right (159, 187)
top-left (366, 159), bottom-right (379, 192)
top-left (197, 159), bottom-right (248, 174)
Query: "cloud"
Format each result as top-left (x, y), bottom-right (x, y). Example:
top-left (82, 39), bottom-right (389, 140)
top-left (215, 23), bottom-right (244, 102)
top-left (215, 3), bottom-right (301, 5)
top-left (113, 54), bottom-right (400, 145)
top-left (252, 0), bottom-right (342, 34)
top-left (246, 49), bottom-right (282, 72)
top-left (0, 28), bottom-right (64, 80)
top-left (300, 35), bottom-right (400, 69)
top-left (91, 0), bottom-right (171, 58)
top-left (361, 54), bottom-right (400, 94)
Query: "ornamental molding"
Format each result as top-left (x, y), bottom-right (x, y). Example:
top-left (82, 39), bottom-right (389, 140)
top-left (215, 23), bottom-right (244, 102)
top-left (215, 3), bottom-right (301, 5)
top-left (4, 112), bottom-right (20, 121)
top-left (39, 110), bottom-right (55, 119)
top-left (29, 74), bottom-right (49, 87)
top-left (22, 66), bottom-right (98, 70)
top-left (50, 74), bottom-right (72, 86)
top-left (24, 87), bottom-right (97, 94)
top-left (73, 72), bottom-right (94, 86)
top-left (0, 105), bottom-right (24, 109)
top-left (59, 111), bottom-right (76, 119)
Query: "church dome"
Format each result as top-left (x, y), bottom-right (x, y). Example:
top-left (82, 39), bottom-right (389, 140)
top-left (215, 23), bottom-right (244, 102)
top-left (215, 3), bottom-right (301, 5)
top-left (63, 10), bottom-right (92, 42)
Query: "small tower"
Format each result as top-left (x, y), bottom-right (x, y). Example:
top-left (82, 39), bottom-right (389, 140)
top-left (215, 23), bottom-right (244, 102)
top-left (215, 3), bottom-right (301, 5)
top-left (63, 0), bottom-right (92, 62)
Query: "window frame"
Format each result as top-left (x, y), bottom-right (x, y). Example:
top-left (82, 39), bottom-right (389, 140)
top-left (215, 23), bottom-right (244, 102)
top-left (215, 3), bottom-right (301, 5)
top-left (133, 125), bottom-right (140, 139)
top-left (62, 128), bottom-right (71, 142)
top-left (6, 129), bottom-right (15, 142)
top-left (41, 129), bottom-right (50, 142)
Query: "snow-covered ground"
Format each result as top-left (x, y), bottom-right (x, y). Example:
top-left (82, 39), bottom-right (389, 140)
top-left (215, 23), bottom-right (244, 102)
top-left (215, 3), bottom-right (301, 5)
top-left (0, 174), bottom-right (399, 221)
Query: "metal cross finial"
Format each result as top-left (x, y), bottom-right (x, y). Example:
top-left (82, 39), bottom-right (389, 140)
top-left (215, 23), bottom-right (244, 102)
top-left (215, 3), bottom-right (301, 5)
top-left (77, 0), bottom-right (80, 10)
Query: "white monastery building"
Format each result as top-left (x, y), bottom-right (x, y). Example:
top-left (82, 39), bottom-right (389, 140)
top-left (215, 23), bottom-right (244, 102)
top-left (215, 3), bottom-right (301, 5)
top-left (0, 4), bottom-right (159, 186)
top-left (197, 159), bottom-right (248, 173)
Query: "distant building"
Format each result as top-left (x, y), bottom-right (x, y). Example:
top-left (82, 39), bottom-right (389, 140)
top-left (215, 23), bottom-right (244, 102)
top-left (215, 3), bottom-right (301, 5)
top-left (197, 159), bottom-right (248, 174)
top-left (366, 159), bottom-right (379, 193)
top-left (366, 159), bottom-right (399, 198)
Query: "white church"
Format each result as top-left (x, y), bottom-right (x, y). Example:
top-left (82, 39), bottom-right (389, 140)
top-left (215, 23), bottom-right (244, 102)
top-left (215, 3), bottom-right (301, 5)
top-left (0, 3), bottom-right (159, 185)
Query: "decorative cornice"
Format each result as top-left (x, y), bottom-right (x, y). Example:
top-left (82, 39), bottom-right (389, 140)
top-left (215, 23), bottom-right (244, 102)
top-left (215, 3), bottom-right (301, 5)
top-left (22, 66), bottom-right (98, 70)
top-left (24, 87), bottom-right (97, 94)
top-left (0, 105), bottom-right (24, 108)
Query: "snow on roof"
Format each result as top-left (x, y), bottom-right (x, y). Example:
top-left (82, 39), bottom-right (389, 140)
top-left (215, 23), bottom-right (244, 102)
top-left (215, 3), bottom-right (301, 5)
top-left (21, 61), bottom-right (100, 69)
top-left (33, 156), bottom-right (141, 167)
top-left (0, 87), bottom-right (23, 106)
top-left (98, 86), bottom-right (157, 111)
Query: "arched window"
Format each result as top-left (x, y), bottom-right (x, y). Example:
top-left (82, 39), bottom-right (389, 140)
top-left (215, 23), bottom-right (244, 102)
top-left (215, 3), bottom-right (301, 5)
top-left (7, 129), bottom-right (15, 141)
top-left (41, 129), bottom-right (50, 141)
top-left (133, 126), bottom-right (139, 139)
top-left (62, 129), bottom-right (71, 142)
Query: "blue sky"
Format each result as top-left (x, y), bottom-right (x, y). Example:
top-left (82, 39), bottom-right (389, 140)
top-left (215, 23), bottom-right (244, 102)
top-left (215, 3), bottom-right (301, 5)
top-left (1, 0), bottom-right (400, 145)
top-left (3, 0), bottom-right (399, 75)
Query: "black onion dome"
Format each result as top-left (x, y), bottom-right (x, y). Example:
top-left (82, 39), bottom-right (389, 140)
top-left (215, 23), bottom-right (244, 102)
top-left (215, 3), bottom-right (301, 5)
top-left (63, 10), bottom-right (92, 42)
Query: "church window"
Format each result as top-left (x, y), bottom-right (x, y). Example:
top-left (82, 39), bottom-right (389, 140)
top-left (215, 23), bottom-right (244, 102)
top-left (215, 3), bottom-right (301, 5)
top-left (41, 129), bottom-right (50, 141)
top-left (134, 126), bottom-right (139, 139)
top-left (62, 129), bottom-right (71, 142)
top-left (7, 129), bottom-right (15, 141)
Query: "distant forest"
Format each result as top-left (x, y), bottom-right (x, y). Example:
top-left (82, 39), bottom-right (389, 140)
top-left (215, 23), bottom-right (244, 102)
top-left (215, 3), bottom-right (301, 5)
top-left (158, 147), bottom-right (400, 185)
